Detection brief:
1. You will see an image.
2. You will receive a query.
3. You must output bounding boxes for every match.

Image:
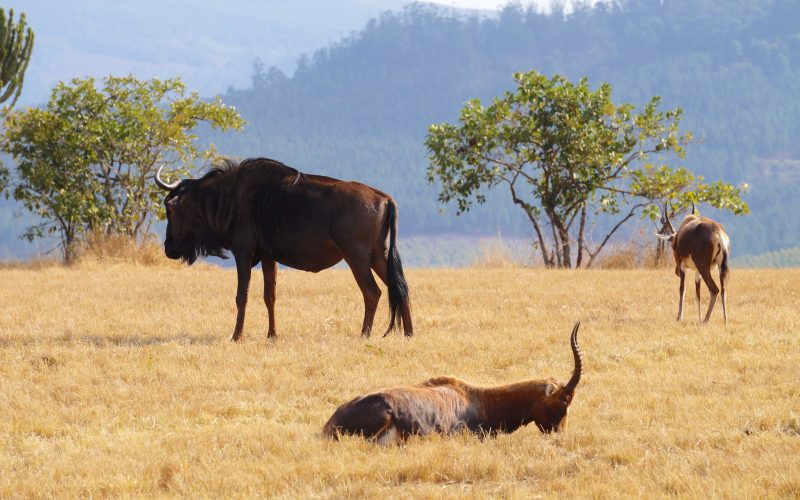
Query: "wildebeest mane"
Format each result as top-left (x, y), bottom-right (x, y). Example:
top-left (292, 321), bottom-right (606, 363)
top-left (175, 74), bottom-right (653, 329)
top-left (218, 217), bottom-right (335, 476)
top-left (204, 157), bottom-right (300, 180)
top-left (236, 158), bottom-right (303, 253)
top-left (172, 158), bottom-right (304, 263)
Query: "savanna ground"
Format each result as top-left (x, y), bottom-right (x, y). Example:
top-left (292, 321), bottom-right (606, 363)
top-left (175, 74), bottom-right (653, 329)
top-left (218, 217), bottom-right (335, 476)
top-left (1, 258), bottom-right (799, 498)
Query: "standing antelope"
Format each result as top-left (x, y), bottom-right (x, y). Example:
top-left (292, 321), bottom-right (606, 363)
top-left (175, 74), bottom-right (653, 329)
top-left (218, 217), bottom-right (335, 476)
top-left (322, 323), bottom-right (582, 444)
top-left (656, 203), bottom-right (730, 324)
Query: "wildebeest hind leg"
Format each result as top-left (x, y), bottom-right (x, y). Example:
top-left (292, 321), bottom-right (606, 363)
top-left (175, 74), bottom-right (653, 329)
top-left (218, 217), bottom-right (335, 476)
top-left (345, 256), bottom-right (381, 337)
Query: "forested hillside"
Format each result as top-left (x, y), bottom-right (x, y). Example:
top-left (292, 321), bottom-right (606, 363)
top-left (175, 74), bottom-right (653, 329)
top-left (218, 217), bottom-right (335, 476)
top-left (211, 0), bottom-right (800, 256)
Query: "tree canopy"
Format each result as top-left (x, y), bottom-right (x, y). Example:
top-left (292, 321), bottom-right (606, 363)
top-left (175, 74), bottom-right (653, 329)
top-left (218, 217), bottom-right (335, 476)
top-left (0, 75), bottom-right (244, 262)
top-left (426, 71), bottom-right (748, 268)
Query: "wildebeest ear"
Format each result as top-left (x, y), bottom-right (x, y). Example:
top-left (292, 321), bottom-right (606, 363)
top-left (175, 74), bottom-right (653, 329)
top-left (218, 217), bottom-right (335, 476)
top-left (545, 383), bottom-right (557, 397)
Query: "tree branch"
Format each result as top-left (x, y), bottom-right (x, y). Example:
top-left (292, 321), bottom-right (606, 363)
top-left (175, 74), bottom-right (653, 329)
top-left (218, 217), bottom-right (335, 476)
top-left (585, 202), bottom-right (646, 268)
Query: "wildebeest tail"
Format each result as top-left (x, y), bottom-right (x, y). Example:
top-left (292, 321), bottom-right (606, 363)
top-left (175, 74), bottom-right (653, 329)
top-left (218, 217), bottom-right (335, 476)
top-left (385, 199), bottom-right (409, 334)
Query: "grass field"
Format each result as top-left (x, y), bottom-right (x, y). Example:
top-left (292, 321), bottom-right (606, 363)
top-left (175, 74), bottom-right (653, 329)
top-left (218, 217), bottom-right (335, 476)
top-left (1, 261), bottom-right (798, 497)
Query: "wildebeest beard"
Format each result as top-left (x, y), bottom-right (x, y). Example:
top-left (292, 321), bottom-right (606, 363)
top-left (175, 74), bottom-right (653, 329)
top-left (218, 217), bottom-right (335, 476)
top-left (177, 231), bottom-right (228, 265)
top-left (166, 195), bottom-right (229, 265)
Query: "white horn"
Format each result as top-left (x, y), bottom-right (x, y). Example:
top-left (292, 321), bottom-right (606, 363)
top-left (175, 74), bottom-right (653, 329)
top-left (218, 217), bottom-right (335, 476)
top-left (154, 165), bottom-right (181, 191)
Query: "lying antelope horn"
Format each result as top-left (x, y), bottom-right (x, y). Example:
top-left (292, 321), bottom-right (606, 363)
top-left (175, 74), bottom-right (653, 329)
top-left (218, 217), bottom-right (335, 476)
top-left (691, 200), bottom-right (696, 215)
top-left (560, 322), bottom-right (582, 405)
top-left (154, 165), bottom-right (181, 191)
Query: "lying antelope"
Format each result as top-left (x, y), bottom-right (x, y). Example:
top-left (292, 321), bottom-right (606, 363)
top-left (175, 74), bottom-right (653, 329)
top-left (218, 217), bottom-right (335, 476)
top-left (656, 203), bottom-right (730, 324)
top-left (322, 323), bottom-right (582, 444)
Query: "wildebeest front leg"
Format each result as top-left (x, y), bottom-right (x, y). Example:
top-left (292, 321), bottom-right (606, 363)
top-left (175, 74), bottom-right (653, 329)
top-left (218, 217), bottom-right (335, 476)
top-left (231, 255), bottom-right (252, 342)
top-left (262, 260), bottom-right (277, 339)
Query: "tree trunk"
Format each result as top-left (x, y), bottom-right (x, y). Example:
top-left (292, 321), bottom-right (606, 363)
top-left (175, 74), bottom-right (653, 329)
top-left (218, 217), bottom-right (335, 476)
top-left (576, 205), bottom-right (587, 268)
top-left (550, 220), bottom-right (562, 267)
top-left (63, 227), bottom-right (77, 265)
top-left (557, 224), bottom-right (572, 268)
top-left (547, 208), bottom-right (571, 268)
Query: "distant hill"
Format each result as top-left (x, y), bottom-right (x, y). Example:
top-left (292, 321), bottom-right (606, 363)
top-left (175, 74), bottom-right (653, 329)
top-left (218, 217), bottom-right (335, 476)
top-left (208, 0), bottom-right (800, 256)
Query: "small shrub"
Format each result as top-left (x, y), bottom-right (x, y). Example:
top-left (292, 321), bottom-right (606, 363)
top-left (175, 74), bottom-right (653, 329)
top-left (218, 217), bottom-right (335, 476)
top-left (74, 232), bottom-right (173, 267)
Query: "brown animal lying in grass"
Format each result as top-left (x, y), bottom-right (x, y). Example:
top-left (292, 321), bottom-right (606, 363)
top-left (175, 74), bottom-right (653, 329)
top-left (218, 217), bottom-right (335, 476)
top-left (322, 322), bottom-right (582, 444)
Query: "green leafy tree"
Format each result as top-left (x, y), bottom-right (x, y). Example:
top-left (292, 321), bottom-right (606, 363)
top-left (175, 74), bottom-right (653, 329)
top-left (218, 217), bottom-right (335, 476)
top-left (1, 75), bottom-right (244, 263)
top-left (426, 71), bottom-right (748, 268)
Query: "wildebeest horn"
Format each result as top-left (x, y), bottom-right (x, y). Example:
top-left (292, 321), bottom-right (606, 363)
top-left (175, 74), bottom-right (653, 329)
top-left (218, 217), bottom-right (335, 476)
top-left (560, 322), bottom-right (582, 405)
top-left (154, 165), bottom-right (181, 191)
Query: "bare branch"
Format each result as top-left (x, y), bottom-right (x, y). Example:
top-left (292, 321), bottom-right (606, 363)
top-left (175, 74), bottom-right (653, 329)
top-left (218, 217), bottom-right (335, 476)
top-left (585, 202), bottom-right (646, 268)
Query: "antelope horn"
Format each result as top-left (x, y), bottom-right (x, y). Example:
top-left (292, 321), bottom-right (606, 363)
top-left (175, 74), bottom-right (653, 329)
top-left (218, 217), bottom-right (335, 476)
top-left (560, 322), bottom-right (582, 405)
top-left (154, 165), bottom-right (181, 191)
top-left (691, 200), bottom-right (696, 215)
top-left (663, 202), bottom-right (676, 234)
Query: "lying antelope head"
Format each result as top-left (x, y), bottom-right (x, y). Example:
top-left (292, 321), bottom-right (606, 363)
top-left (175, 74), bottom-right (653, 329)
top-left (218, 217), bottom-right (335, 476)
top-left (322, 322), bottom-right (583, 444)
top-left (654, 202), bottom-right (730, 324)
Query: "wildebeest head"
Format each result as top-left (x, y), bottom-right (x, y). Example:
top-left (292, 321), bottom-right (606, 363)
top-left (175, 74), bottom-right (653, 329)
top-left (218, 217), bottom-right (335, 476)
top-left (154, 165), bottom-right (225, 264)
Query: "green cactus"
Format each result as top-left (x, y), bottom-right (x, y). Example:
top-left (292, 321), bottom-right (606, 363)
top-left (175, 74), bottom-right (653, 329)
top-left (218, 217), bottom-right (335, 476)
top-left (0, 8), bottom-right (34, 108)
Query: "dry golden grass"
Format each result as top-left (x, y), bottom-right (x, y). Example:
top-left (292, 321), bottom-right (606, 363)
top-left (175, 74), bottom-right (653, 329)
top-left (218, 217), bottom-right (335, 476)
top-left (74, 232), bottom-right (177, 267)
top-left (1, 263), bottom-right (799, 497)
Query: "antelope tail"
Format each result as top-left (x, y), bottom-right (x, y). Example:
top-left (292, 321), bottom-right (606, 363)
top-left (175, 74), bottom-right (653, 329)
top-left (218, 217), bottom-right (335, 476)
top-left (720, 246), bottom-right (730, 285)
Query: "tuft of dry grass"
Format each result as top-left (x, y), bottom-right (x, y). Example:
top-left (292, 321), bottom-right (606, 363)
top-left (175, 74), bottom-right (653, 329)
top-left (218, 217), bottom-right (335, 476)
top-left (471, 237), bottom-right (533, 268)
top-left (73, 232), bottom-right (178, 267)
top-left (0, 264), bottom-right (798, 497)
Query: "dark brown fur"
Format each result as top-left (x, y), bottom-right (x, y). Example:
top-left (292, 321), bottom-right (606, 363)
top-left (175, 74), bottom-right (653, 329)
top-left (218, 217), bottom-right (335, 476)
top-left (322, 323), bottom-right (582, 444)
top-left (657, 204), bottom-right (730, 324)
top-left (155, 158), bottom-right (413, 339)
